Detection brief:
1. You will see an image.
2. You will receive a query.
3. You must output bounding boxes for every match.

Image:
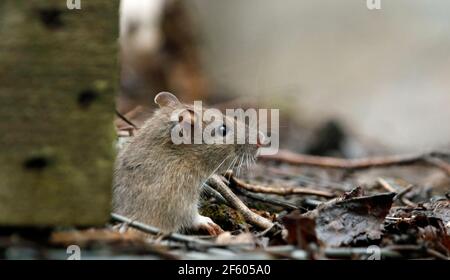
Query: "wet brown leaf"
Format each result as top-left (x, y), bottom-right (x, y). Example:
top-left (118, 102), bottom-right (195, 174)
top-left (302, 187), bottom-right (395, 247)
top-left (282, 211), bottom-right (318, 250)
top-left (428, 200), bottom-right (450, 229)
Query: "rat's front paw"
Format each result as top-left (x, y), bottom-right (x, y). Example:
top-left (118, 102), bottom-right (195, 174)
top-left (193, 215), bottom-right (224, 236)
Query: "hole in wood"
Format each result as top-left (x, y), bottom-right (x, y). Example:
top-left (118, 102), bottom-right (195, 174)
top-left (23, 156), bottom-right (50, 171)
top-left (38, 7), bottom-right (64, 29)
top-left (77, 89), bottom-right (99, 109)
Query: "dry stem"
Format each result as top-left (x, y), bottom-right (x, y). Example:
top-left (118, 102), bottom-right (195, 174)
top-left (207, 175), bottom-right (274, 230)
top-left (226, 171), bottom-right (335, 198)
top-left (261, 149), bottom-right (450, 174)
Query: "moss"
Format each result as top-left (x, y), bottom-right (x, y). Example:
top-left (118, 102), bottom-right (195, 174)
top-left (0, 0), bottom-right (119, 226)
top-left (200, 203), bottom-right (247, 231)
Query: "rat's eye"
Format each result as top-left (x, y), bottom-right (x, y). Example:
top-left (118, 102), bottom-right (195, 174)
top-left (217, 124), bottom-right (228, 137)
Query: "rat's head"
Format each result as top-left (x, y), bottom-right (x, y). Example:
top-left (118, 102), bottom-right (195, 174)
top-left (152, 92), bottom-right (264, 175)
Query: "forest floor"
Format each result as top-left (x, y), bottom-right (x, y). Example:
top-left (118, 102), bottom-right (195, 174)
top-left (1, 119), bottom-right (449, 260)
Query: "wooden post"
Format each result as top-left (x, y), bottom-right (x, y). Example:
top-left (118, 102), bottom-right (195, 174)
top-left (0, 0), bottom-right (118, 226)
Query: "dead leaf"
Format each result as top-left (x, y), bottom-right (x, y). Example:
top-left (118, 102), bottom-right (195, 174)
top-left (302, 187), bottom-right (395, 247)
top-left (282, 211), bottom-right (318, 250)
top-left (428, 200), bottom-right (450, 228)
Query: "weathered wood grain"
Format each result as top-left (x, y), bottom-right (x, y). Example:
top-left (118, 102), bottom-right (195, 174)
top-left (0, 0), bottom-right (118, 226)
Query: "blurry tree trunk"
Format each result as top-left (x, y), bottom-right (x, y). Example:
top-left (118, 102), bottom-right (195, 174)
top-left (0, 0), bottom-right (118, 226)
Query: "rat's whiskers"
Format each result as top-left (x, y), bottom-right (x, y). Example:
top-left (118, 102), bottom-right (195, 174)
top-left (237, 154), bottom-right (246, 177)
top-left (223, 155), bottom-right (239, 181)
top-left (201, 154), bottom-right (232, 188)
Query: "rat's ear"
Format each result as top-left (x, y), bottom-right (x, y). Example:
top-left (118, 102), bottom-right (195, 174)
top-left (154, 92), bottom-right (181, 109)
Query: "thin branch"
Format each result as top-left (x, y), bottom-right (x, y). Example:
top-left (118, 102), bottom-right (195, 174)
top-left (202, 184), bottom-right (230, 206)
top-left (426, 248), bottom-right (450, 260)
top-left (425, 157), bottom-right (450, 175)
top-left (261, 149), bottom-right (450, 172)
top-left (267, 167), bottom-right (348, 189)
top-left (222, 176), bottom-right (302, 210)
top-left (111, 213), bottom-right (215, 246)
top-left (394, 185), bottom-right (417, 207)
top-left (385, 216), bottom-right (413, 222)
top-left (207, 175), bottom-right (274, 230)
top-left (302, 198), bottom-right (324, 208)
top-left (377, 177), bottom-right (397, 193)
top-left (115, 109), bottom-right (138, 129)
top-left (324, 245), bottom-right (448, 260)
top-left (226, 171), bottom-right (335, 198)
top-left (378, 178), bottom-right (417, 207)
top-left (386, 245), bottom-right (449, 260)
top-left (233, 187), bottom-right (300, 210)
top-left (324, 247), bottom-right (403, 259)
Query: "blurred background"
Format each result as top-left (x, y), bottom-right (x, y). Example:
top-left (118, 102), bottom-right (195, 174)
top-left (118, 0), bottom-right (450, 155)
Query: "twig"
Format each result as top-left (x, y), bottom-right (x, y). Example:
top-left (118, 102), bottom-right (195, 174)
top-left (426, 248), bottom-right (450, 260)
top-left (207, 175), bottom-right (274, 230)
top-left (394, 184), bottom-right (417, 207)
top-left (302, 198), bottom-right (324, 208)
top-left (265, 245), bottom-right (449, 260)
top-left (202, 184), bottom-right (230, 206)
top-left (111, 213), bottom-right (215, 246)
top-left (222, 175), bottom-right (303, 210)
top-left (385, 216), bottom-right (414, 222)
top-left (324, 247), bottom-right (403, 259)
top-left (233, 187), bottom-right (300, 210)
top-left (377, 178), bottom-right (416, 207)
top-left (386, 245), bottom-right (449, 260)
top-left (425, 157), bottom-right (450, 175)
top-left (261, 149), bottom-right (450, 172)
top-left (377, 177), bottom-right (397, 193)
top-left (267, 167), bottom-right (348, 189)
top-left (115, 109), bottom-right (138, 129)
top-left (226, 171), bottom-right (335, 198)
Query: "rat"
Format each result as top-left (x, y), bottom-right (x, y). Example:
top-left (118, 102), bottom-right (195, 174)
top-left (113, 92), bottom-right (262, 235)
